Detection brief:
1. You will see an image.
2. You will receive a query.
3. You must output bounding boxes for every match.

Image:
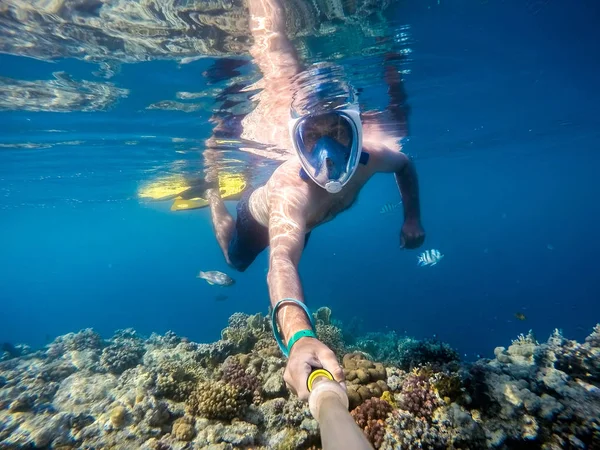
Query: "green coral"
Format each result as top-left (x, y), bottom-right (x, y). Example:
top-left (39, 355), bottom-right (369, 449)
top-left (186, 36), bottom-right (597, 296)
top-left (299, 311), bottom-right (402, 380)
top-left (185, 380), bottom-right (247, 420)
top-left (433, 372), bottom-right (463, 403)
top-left (274, 428), bottom-right (317, 450)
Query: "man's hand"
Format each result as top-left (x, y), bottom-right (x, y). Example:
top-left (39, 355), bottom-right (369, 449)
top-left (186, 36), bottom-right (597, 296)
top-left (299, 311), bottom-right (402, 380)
top-left (283, 337), bottom-right (345, 401)
top-left (400, 219), bottom-right (425, 249)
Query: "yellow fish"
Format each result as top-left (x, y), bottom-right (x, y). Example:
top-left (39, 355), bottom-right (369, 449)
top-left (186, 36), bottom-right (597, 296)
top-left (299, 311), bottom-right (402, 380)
top-left (514, 312), bottom-right (526, 321)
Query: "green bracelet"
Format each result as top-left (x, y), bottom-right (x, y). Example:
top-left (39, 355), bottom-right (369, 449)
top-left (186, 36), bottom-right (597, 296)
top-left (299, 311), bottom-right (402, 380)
top-left (287, 329), bottom-right (317, 354)
top-left (271, 298), bottom-right (317, 357)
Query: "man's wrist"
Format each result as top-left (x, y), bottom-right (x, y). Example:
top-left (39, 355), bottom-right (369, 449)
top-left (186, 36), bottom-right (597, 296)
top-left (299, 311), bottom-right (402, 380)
top-left (286, 329), bottom-right (317, 354)
top-left (404, 217), bottom-right (421, 225)
top-left (270, 298), bottom-right (317, 357)
top-left (277, 303), bottom-right (313, 343)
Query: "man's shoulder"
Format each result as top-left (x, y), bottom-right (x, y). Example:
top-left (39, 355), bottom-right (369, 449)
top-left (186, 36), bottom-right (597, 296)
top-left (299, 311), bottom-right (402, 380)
top-left (264, 160), bottom-right (314, 209)
top-left (268, 159), bottom-right (305, 188)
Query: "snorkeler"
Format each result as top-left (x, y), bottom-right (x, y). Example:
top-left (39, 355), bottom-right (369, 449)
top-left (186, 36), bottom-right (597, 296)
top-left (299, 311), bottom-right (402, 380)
top-left (205, 0), bottom-right (425, 401)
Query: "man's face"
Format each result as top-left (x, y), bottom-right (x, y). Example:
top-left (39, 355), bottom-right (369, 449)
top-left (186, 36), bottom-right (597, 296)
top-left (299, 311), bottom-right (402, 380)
top-left (301, 113), bottom-right (353, 154)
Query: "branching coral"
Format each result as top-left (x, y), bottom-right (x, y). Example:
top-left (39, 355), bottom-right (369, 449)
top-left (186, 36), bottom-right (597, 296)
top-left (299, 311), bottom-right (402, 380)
top-left (585, 324), bottom-right (600, 347)
top-left (221, 357), bottom-right (262, 404)
top-left (253, 337), bottom-right (281, 358)
top-left (100, 341), bottom-right (145, 374)
top-left (185, 380), bottom-right (247, 420)
top-left (546, 329), bottom-right (600, 381)
top-left (381, 410), bottom-right (448, 450)
top-left (221, 312), bottom-right (271, 353)
top-left (154, 360), bottom-right (202, 401)
top-left (282, 397), bottom-right (311, 427)
top-left (398, 370), bottom-right (441, 419)
top-left (316, 323), bottom-right (346, 359)
top-left (351, 397), bottom-right (393, 448)
top-left (147, 330), bottom-right (182, 348)
top-left (195, 340), bottom-right (235, 368)
top-left (432, 372), bottom-right (463, 404)
top-left (46, 328), bottom-right (104, 360)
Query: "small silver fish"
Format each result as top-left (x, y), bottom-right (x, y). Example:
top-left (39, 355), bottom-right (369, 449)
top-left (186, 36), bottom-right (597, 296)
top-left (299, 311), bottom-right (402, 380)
top-left (380, 201), bottom-right (402, 214)
top-left (417, 249), bottom-right (444, 267)
top-left (197, 270), bottom-right (235, 286)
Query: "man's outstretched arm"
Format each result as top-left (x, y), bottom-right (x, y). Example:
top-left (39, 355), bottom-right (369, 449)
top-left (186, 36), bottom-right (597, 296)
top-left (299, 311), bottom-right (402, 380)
top-left (267, 189), bottom-right (344, 400)
top-left (247, 0), bottom-right (301, 86)
top-left (374, 150), bottom-right (425, 249)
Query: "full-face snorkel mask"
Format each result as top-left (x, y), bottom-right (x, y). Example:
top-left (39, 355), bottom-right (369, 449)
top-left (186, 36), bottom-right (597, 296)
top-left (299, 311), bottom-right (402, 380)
top-left (289, 104), bottom-right (363, 194)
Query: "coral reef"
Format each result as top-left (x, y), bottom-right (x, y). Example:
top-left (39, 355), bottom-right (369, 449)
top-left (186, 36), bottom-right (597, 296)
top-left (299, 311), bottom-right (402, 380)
top-left (465, 326), bottom-right (600, 448)
top-left (343, 352), bottom-right (389, 409)
top-left (46, 328), bottom-right (104, 357)
top-left (398, 369), bottom-right (441, 418)
top-left (100, 329), bottom-right (145, 374)
top-left (1, 343), bottom-right (31, 362)
top-left (396, 337), bottom-right (460, 371)
top-left (355, 331), bottom-right (402, 363)
top-left (171, 415), bottom-right (196, 441)
top-left (221, 356), bottom-right (262, 404)
top-left (354, 331), bottom-right (460, 372)
top-left (351, 397), bottom-right (393, 448)
top-left (313, 306), bottom-right (332, 326)
top-left (185, 380), bottom-right (248, 420)
top-left (221, 312), bottom-right (271, 354)
top-left (316, 323), bottom-right (347, 360)
top-left (0, 310), bottom-right (598, 450)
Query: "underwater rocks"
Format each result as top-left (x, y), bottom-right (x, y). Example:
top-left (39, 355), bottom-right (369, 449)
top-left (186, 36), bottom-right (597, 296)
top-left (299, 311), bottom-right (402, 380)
top-left (354, 331), bottom-right (460, 371)
top-left (0, 311), bottom-right (599, 449)
top-left (466, 327), bottom-right (600, 448)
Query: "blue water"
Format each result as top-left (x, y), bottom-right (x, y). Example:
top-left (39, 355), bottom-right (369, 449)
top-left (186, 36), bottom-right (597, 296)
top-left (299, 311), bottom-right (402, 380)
top-left (1, 0), bottom-right (599, 359)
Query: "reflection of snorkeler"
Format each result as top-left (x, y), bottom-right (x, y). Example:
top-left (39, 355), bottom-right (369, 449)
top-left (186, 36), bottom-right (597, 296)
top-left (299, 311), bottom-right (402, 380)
top-left (206, 0), bottom-right (425, 401)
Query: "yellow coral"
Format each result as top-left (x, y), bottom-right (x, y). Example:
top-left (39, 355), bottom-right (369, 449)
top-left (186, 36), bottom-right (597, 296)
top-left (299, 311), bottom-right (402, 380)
top-left (172, 416), bottom-right (196, 441)
top-left (380, 391), bottom-right (397, 408)
top-left (110, 405), bottom-right (126, 428)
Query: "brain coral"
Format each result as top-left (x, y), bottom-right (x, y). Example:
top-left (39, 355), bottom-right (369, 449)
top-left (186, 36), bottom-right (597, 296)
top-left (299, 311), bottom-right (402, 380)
top-left (343, 353), bottom-right (389, 409)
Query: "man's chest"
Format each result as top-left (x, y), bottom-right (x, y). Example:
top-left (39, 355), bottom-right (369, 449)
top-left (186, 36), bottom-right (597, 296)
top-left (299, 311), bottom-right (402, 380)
top-left (306, 172), bottom-right (370, 229)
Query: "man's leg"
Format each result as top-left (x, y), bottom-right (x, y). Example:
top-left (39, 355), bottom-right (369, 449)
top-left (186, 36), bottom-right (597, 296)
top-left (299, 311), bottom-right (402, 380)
top-left (207, 189), bottom-right (235, 265)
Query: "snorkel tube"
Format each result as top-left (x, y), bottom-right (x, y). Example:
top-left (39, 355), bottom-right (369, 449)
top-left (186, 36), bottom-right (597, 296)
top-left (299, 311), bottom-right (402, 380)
top-left (307, 369), bottom-right (374, 450)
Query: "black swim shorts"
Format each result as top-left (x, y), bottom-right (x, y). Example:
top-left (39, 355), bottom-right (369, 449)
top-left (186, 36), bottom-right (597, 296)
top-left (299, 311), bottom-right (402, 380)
top-left (228, 185), bottom-right (311, 272)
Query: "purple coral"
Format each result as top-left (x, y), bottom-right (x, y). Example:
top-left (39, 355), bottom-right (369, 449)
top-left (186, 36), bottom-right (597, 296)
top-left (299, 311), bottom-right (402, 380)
top-left (221, 358), bottom-right (261, 403)
top-left (399, 371), bottom-right (440, 419)
top-left (351, 397), bottom-right (393, 448)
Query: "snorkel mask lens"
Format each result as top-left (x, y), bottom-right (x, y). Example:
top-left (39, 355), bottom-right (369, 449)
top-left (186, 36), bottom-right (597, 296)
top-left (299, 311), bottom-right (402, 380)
top-left (291, 109), bottom-right (362, 193)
